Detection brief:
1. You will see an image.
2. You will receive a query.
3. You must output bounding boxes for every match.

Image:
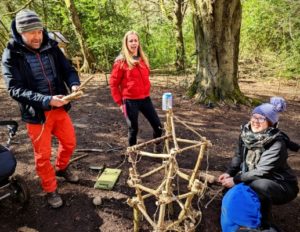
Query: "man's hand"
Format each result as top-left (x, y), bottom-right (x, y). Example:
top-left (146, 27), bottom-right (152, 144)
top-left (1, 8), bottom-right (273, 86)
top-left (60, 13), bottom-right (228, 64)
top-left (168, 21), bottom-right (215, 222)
top-left (49, 95), bottom-right (69, 107)
top-left (120, 104), bottom-right (124, 113)
top-left (71, 85), bottom-right (80, 92)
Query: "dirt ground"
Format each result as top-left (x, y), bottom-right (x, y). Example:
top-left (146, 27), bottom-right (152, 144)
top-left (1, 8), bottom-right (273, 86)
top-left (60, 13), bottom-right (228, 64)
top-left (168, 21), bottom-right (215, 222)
top-left (0, 73), bottom-right (299, 232)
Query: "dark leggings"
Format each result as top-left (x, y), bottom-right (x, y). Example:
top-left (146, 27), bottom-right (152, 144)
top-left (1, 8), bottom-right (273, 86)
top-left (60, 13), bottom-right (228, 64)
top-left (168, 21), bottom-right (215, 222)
top-left (0, 148), bottom-right (16, 185)
top-left (124, 97), bottom-right (162, 146)
top-left (249, 179), bottom-right (299, 228)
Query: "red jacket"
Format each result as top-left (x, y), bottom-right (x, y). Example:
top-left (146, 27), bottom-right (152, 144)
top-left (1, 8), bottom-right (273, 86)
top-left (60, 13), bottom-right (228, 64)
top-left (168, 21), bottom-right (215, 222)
top-left (109, 58), bottom-right (151, 106)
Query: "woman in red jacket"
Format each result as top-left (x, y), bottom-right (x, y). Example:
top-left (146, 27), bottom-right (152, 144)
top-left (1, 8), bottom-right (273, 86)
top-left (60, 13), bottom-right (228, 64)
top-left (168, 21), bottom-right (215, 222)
top-left (110, 30), bottom-right (162, 146)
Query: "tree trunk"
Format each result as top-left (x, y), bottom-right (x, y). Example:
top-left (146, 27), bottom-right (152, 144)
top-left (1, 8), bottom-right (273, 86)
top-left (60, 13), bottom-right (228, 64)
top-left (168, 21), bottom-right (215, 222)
top-left (160, 0), bottom-right (187, 72)
top-left (188, 0), bottom-right (248, 104)
top-left (173, 0), bottom-right (185, 71)
top-left (64, 0), bottom-right (95, 73)
top-left (135, 1), bottom-right (151, 46)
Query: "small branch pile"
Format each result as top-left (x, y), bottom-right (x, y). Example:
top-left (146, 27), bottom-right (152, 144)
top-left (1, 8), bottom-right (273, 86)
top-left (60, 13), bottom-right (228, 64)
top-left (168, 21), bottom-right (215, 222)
top-left (126, 110), bottom-right (214, 232)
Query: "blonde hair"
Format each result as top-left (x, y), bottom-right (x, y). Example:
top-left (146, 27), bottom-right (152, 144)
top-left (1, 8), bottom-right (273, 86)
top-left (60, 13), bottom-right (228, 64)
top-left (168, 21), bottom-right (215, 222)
top-left (120, 30), bottom-right (149, 68)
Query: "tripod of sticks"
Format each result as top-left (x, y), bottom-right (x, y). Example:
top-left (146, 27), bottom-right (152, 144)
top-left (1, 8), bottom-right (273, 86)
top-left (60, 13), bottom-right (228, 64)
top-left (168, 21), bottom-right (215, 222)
top-left (126, 110), bottom-right (214, 232)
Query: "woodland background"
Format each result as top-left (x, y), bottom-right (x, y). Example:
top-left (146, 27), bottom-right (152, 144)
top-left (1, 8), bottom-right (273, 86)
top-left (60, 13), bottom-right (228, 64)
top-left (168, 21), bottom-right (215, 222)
top-left (1, 0), bottom-right (300, 80)
top-left (0, 1), bottom-right (299, 232)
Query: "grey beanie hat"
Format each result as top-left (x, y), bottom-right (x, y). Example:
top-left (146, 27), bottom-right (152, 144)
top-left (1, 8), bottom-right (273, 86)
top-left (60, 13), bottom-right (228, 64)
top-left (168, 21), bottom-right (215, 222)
top-left (15, 9), bottom-right (43, 34)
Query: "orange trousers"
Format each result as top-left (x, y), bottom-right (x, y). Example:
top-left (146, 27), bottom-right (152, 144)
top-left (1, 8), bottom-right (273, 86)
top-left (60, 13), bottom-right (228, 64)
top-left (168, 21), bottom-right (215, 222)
top-left (26, 108), bottom-right (76, 192)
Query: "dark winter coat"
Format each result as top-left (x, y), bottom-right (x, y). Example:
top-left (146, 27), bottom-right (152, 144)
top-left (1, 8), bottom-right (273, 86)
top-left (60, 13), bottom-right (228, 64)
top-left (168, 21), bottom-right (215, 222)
top-left (1, 20), bottom-right (80, 124)
top-left (226, 123), bottom-right (298, 185)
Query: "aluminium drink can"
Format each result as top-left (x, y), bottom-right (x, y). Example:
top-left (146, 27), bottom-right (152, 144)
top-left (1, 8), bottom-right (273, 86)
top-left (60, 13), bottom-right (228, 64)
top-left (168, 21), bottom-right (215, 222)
top-left (162, 92), bottom-right (172, 111)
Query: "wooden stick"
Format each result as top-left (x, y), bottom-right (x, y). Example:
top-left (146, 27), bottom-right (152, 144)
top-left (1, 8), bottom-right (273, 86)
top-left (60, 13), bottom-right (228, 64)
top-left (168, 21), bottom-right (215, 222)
top-left (176, 138), bottom-right (200, 144)
top-left (179, 168), bottom-right (217, 184)
top-left (62, 75), bottom-right (95, 101)
top-left (75, 147), bottom-right (122, 153)
top-left (164, 138), bottom-right (170, 155)
top-left (173, 193), bottom-right (186, 210)
top-left (128, 168), bottom-right (140, 184)
top-left (174, 142), bottom-right (204, 154)
top-left (154, 179), bottom-right (167, 196)
top-left (76, 148), bottom-right (104, 152)
top-left (176, 170), bottom-right (190, 181)
top-left (133, 206), bottom-right (139, 232)
top-left (164, 111), bottom-right (172, 155)
top-left (165, 111), bottom-right (172, 134)
top-left (127, 135), bottom-right (171, 152)
top-left (170, 112), bottom-right (179, 150)
top-left (140, 164), bottom-right (166, 179)
top-left (136, 203), bottom-right (156, 228)
top-left (77, 75), bottom-right (96, 91)
top-left (166, 215), bottom-right (188, 231)
top-left (173, 115), bottom-right (204, 140)
top-left (137, 151), bottom-right (170, 159)
top-left (199, 172), bottom-right (216, 184)
top-left (142, 193), bottom-right (153, 200)
top-left (176, 192), bottom-right (194, 201)
top-left (141, 178), bottom-right (166, 200)
top-left (62, 90), bottom-right (84, 101)
top-left (165, 195), bottom-right (186, 230)
top-left (164, 150), bottom-right (176, 194)
top-left (178, 180), bottom-right (201, 220)
top-left (69, 154), bottom-right (89, 164)
top-left (157, 191), bottom-right (167, 230)
top-left (189, 144), bottom-right (207, 189)
top-left (135, 184), bottom-right (158, 196)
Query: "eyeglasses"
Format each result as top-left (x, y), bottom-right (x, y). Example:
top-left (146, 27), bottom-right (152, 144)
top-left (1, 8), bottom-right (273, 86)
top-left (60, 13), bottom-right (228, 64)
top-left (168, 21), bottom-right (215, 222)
top-left (251, 116), bottom-right (267, 123)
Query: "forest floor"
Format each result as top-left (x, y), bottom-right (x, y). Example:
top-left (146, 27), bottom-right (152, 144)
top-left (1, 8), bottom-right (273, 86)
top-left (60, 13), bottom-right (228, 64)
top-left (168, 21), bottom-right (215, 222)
top-left (0, 70), bottom-right (299, 232)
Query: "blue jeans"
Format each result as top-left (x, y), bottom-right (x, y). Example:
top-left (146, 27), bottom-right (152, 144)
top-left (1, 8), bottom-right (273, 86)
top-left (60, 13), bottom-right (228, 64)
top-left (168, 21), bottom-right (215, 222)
top-left (124, 97), bottom-right (162, 146)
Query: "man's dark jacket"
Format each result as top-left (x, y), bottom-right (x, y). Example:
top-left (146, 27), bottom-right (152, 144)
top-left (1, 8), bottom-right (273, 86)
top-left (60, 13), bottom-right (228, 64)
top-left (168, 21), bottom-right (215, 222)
top-left (1, 20), bottom-right (80, 124)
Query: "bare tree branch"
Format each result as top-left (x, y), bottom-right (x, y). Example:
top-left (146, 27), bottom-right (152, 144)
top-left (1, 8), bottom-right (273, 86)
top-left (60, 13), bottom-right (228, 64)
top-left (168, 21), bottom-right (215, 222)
top-left (288, 17), bottom-right (295, 41)
top-left (64, 0), bottom-right (95, 73)
top-left (0, 19), bottom-right (9, 33)
top-left (2, 0), bottom-right (34, 17)
top-left (0, 36), bottom-right (6, 48)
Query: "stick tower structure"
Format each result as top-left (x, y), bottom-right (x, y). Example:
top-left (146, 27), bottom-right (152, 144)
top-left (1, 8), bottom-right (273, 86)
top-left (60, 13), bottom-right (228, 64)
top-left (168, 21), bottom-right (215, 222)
top-left (126, 109), bottom-right (213, 232)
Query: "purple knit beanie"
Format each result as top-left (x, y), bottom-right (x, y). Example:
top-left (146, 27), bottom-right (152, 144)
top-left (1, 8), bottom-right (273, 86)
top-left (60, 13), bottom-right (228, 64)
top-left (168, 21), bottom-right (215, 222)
top-left (252, 97), bottom-right (286, 125)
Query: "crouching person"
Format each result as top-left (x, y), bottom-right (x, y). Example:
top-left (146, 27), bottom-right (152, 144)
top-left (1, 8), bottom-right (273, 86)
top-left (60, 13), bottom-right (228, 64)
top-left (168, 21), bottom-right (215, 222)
top-left (218, 97), bottom-right (299, 231)
top-left (1, 9), bottom-right (80, 208)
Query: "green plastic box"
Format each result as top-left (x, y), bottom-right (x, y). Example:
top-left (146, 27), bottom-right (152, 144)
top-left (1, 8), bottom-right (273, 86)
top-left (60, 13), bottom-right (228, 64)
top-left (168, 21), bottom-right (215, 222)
top-left (94, 168), bottom-right (122, 190)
